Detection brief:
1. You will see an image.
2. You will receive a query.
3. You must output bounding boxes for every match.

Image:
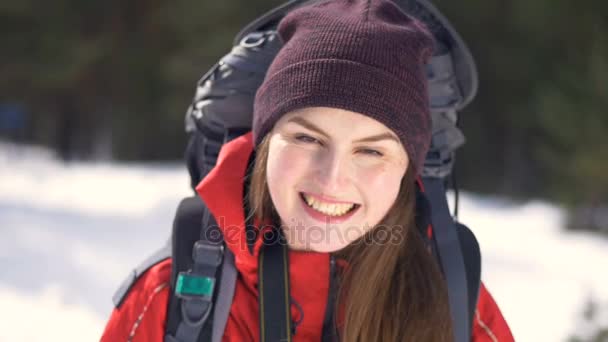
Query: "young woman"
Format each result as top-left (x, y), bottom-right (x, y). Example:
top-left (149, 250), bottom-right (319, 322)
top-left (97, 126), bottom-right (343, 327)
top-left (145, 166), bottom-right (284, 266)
top-left (102, 0), bottom-right (514, 340)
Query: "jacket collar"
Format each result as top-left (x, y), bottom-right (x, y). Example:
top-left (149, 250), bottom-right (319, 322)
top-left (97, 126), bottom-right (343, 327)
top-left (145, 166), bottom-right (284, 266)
top-left (195, 132), bottom-right (261, 259)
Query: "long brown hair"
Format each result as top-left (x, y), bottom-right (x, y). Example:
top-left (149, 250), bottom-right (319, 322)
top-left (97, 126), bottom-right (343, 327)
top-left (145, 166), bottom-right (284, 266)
top-left (247, 134), bottom-right (454, 342)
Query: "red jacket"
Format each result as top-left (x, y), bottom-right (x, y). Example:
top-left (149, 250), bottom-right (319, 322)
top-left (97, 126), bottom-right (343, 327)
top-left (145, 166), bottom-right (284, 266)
top-left (102, 133), bottom-right (514, 342)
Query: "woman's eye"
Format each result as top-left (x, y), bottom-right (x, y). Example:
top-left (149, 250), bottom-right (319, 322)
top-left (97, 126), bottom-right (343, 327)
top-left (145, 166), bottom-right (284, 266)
top-left (295, 134), bottom-right (319, 144)
top-left (293, 135), bottom-right (382, 156)
top-left (359, 148), bottom-right (383, 157)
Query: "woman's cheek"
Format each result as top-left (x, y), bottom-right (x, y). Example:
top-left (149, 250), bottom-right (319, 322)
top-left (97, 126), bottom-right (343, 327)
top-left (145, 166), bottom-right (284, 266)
top-left (268, 142), bottom-right (315, 181)
top-left (353, 162), bottom-right (390, 185)
top-left (354, 163), bottom-right (403, 201)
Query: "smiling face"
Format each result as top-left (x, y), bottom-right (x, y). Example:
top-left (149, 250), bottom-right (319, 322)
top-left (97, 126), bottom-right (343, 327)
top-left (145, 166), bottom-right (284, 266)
top-left (265, 106), bottom-right (410, 252)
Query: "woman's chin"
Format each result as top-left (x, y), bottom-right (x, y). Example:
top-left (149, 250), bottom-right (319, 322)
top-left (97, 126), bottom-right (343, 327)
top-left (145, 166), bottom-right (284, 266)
top-left (279, 215), bottom-right (360, 253)
top-left (288, 241), bottom-right (347, 253)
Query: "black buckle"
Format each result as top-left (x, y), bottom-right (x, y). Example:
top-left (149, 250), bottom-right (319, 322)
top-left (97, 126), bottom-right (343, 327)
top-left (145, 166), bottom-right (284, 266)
top-left (192, 241), bottom-right (224, 268)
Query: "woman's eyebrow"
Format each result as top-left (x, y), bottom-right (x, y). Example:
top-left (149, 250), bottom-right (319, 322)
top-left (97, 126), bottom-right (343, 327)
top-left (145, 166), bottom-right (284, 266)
top-left (287, 116), bottom-right (329, 138)
top-left (287, 116), bottom-right (400, 144)
top-left (353, 132), bottom-right (400, 144)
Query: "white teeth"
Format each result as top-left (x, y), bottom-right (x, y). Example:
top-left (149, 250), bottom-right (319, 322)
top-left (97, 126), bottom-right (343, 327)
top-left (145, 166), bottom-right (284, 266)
top-left (302, 193), bottom-right (355, 216)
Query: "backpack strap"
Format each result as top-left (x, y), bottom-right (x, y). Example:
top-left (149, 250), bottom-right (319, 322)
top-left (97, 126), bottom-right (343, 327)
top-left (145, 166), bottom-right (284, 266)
top-left (455, 221), bottom-right (481, 327)
top-left (112, 240), bottom-right (172, 309)
top-left (165, 196), bottom-right (207, 341)
top-left (164, 197), bottom-right (238, 342)
top-left (416, 185), bottom-right (482, 329)
top-left (211, 245), bottom-right (237, 342)
top-left (422, 177), bottom-right (472, 342)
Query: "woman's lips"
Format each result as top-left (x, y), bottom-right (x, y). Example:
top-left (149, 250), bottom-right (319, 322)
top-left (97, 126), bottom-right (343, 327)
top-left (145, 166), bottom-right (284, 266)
top-left (300, 191), bottom-right (359, 205)
top-left (299, 192), bottom-right (360, 224)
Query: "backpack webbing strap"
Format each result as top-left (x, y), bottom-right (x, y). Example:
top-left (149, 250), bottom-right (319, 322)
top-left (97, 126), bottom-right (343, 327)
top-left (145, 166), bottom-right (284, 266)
top-left (422, 177), bottom-right (471, 342)
top-left (211, 247), bottom-right (237, 342)
top-left (259, 234), bottom-right (293, 342)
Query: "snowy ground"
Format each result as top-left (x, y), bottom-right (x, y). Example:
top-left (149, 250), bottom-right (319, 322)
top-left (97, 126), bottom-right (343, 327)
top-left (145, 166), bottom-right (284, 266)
top-left (1, 142), bottom-right (606, 342)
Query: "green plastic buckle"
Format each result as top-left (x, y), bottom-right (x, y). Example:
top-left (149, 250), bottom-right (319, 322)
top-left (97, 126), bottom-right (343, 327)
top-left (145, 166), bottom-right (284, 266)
top-left (175, 272), bottom-right (215, 299)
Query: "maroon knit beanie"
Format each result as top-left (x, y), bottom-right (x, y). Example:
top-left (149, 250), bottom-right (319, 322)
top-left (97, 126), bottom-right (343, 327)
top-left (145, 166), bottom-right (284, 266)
top-left (252, 0), bottom-right (435, 174)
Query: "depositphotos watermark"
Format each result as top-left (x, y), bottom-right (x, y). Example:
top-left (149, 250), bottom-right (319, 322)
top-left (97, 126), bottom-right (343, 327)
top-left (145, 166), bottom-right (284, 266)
top-left (202, 216), bottom-right (406, 251)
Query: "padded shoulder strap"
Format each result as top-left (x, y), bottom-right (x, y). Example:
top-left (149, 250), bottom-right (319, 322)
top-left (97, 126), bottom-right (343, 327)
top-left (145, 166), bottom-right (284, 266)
top-left (112, 240), bottom-right (171, 308)
top-left (455, 222), bottom-right (482, 325)
top-left (417, 186), bottom-right (481, 324)
top-left (165, 196), bottom-right (210, 339)
top-left (165, 196), bottom-right (238, 342)
top-left (422, 177), bottom-right (471, 342)
top-left (169, 197), bottom-right (209, 290)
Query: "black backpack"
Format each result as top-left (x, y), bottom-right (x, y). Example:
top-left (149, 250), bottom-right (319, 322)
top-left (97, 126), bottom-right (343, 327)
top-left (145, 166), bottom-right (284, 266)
top-left (112, 1), bottom-right (481, 341)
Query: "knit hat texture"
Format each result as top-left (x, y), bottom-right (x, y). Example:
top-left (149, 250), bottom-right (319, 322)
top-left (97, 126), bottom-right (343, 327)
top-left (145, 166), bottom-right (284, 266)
top-left (252, 0), bottom-right (436, 174)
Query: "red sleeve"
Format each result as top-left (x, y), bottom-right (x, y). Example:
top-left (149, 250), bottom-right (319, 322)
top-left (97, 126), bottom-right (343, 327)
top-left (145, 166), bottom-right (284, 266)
top-left (100, 259), bottom-right (172, 342)
top-left (472, 282), bottom-right (515, 342)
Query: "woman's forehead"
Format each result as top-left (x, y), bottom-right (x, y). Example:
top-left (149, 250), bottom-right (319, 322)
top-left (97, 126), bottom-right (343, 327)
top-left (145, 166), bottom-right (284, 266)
top-left (277, 106), bottom-right (400, 141)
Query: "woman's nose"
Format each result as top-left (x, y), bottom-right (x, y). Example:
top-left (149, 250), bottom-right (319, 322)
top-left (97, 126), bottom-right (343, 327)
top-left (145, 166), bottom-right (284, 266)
top-left (314, 150), bottom-right (350, 193)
